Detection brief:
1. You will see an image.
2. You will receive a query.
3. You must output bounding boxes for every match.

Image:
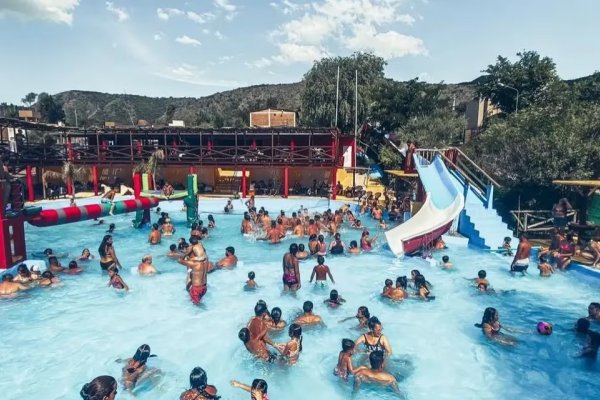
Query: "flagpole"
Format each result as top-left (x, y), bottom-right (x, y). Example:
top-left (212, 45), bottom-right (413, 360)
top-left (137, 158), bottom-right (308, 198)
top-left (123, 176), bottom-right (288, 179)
top-left (335, 65), bottom-right (340, 128)
top-left (353, 69), bottom-right (358, 192)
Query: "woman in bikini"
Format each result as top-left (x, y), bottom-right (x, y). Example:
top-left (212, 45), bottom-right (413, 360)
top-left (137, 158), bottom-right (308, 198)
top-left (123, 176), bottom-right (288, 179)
top-left (360, 230), bottom-right (376, 251)
top-left (98, 235), bottom-right (122, 271)
top-left (354, 316), bottom-right (392, 356)
top-left (475, 307), bottom-right (517, 346)
top-left (282, 243), bottom-right (300, 291)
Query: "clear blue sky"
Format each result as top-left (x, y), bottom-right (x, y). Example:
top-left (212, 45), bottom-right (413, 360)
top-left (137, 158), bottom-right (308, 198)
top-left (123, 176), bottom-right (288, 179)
top-left (0, 0), bottom-right (598, 103)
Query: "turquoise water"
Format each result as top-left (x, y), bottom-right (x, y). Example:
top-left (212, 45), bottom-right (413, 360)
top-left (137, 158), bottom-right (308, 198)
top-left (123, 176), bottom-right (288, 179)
top-left (0, 198), bottom-right (598, 400)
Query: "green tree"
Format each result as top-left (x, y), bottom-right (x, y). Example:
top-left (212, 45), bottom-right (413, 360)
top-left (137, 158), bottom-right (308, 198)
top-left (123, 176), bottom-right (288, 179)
top-left (165, 103), bottom-right (176, 122)
top-left (477, 51), bottom-right (559, 113)
top-left (573, 72), bottom-right (600, 103)
top-left (369, 78), bottom-right (447, 131)
top-left (301, 52), bottom-right (386, 132)
top-left (21, 92), bottom-right (37, 107)
top-left (36, 92), bottom-right (65, 123)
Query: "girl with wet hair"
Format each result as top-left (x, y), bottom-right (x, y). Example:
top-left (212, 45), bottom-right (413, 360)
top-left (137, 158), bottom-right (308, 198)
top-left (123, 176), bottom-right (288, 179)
top-left (268, 307), bottom-right (287, 331)
top-left (180, 367), bottom-right (220, 399)
top-left (273, 323), bottom-right (303, 365)
top-left (231, 378), bottom-right (268, 400)
top-left (80, 375), bottom-right (117, 400)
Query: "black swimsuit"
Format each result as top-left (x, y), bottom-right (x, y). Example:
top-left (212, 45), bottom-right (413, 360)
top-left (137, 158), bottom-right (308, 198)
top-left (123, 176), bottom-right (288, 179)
top-left (363, 334), bottom-right (385, 353)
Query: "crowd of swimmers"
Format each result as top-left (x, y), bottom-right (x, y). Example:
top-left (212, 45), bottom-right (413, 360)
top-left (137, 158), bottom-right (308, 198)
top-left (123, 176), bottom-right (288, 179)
top-left (3, 192), bottom-right (600, 399)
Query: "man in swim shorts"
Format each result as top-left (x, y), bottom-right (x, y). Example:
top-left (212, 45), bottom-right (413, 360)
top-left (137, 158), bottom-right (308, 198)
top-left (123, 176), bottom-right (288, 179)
top-left (511, 234), bottom-right (531, 275)
top-left (282, 243), bottom-right (301, 291)
top-left (210, 246), bottom-right (238, 271)
top-left (148, 223), bottom-right (162, 245)
top-left (101, 186), bottom-right (117, 215)
top-left (178, 236), bottom-right (209, 305)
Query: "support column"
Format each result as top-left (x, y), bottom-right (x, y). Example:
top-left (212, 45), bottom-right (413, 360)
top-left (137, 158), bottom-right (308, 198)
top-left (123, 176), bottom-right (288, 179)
top-left (66, 177), bottom-right (73, 196)
top-left (133, 173), bottom-right (142, 199)
top-left (241, 166), bottom-right (247, 198)
top-left (283, 167), bottom-right (289, 198)
top-left (0, 184), bottom-right (11, 269)
top-left (26, 165), bottom-right (34, 202)
top-left (12, 217), bottom-right (26, 260)
top-left (92, 165), bottom-right (99, 196)
top-left (331, 167), bottom-right (337, 200)
top-left (189, 165), bottom-right (194, 174)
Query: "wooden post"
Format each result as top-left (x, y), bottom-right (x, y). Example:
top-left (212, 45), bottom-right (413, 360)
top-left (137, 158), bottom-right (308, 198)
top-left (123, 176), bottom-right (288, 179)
top-left (241, 166), bottom-right (247, 198)
top-left (26, 165), bottom-right (34, 202)
top-left (283, 166), bottom-right (289, 198)
top-left (92, 165), bottom-right (99, 196)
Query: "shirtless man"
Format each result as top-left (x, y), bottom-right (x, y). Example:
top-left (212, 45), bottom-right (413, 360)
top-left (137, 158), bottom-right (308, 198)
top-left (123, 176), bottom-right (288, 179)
top-left (293, 219), bottom-right (305, 237)
top-left (245, 195), bottom-right (255, 210)
top-left (262, 211), bottom-right (272, 232)
top-left (293, 300), bottom-right (323, 326)
top-left (167, 244), bottom-right (179, 258)
top-left (148, 223), bottom-right (161, 245)
top-left (247, 302), bottom-right (275, 348)
top-left (309, 256), bottom-right (335, 286)
top-left (211, 246), bottom-right (238, 271)
top-left (240, 214), bottom-right (253, 234)
top-left (353, 350), bottom-right (401, 396)
top-left (282, 243), bottom-right (301, 291)
top-left (511, 234), bottom-right (532, 275)
top-left (308, 234), bottom-right (319, 255)
top-left (261, 221), bottom-right (283, 244)
top-left (179, 236), bottom-right (209, 305)
top-left (138, 255), bottom-right (158, 275)
top-left (307, 219), bottom-right (319, 237)
top-left (0, 274), bottom-right (30, 297)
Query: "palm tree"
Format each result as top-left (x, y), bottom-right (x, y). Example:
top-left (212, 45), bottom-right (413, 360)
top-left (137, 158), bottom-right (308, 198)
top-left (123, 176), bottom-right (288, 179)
top-left (42, 161), bottom-right (87, 199)
top-left (133, 148), bottom-right (165, 190)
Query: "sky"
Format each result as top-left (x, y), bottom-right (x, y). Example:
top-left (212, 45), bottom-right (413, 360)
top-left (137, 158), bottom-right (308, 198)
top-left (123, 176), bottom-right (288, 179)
top-left (0, 0), bottom-right (599, 104)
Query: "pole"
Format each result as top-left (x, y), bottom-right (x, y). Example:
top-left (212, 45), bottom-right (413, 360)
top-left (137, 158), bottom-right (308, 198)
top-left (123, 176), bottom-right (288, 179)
top-left (241, 166), bottom-right (247, 198)
top-left (353, 69), bottom-right (358, 191)
top-left (283, 166), bottom-right (289, 198)
top-left (335, 65), bottom-right (340, 128)
top-left (515, 91), bottom-right (519, 114)
top-left (26, 165), bottom-right (34, 202)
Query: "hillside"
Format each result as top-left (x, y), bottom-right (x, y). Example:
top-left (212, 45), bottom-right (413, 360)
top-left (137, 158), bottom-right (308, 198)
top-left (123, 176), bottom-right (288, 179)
top-left (54, 82), bottom-right (305, 129)
top-left (52, 79), bottom-right (478, 129)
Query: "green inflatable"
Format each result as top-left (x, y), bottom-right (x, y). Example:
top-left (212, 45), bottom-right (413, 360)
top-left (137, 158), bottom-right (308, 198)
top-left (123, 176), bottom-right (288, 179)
top-left (183, 174), bottom-right (199, 227)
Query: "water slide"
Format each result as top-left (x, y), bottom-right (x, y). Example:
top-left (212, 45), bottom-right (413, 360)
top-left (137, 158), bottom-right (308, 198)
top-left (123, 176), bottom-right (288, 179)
top-left (385, 155), bottom-right (465, 257)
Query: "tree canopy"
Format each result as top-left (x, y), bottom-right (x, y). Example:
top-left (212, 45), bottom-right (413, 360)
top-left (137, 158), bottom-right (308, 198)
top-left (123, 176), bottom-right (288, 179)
top-left (36, 92), bottom-right (65, 123)
top-left (301, 52), bottom-right (386, 132)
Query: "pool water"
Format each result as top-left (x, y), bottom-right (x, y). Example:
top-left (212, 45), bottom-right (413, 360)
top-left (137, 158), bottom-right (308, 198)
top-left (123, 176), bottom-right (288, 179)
top-left (0, 198), bottom-right (598, 400)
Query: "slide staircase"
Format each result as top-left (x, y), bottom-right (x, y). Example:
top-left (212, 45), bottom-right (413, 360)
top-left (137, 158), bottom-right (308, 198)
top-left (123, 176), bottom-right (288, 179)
top-left (415, 148), bottom-right (514, 249)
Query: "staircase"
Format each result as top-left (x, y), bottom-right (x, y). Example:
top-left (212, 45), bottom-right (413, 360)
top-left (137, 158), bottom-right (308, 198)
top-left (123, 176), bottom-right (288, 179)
top-left (414, 148), bottom-right (515, 249)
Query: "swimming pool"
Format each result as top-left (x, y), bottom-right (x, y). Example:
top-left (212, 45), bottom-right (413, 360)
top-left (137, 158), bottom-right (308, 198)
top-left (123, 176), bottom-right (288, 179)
top-left (0, 197), bottom-right (598, 400)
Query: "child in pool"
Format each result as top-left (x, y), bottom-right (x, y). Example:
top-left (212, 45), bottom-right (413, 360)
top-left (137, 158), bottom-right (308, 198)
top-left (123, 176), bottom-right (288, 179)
top-left (108, 266), bottom-right (129, 291)
top-left (538, 255), bottom-right (554, 277)
top-left (324, 289), bottom-right (346, 308)
top-left (440, 255), bottom-right (453, 269)
top-left (334, 339), bottom-right (363, 381)
top-left (502, 237), bottom-right (513, 256)
top-left (246, 271), bottom-right (257, 289)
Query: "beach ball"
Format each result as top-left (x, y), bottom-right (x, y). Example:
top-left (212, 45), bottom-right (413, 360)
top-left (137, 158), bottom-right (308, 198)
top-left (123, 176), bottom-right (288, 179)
top-left (537, 321), bottom-right (553, 335)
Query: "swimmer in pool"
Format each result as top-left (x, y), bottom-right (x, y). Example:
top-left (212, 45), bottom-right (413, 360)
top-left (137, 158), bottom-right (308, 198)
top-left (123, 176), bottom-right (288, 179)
top-left (230, 378), bottom-right (268, 400)
top-left (107, 266), bottom-right (129, 291)
top-left (360, 230), bottom-right (376, 251)
top-left (178, 237), bottom-right (208, 305)
top-left (510, 234), bottom-right (531, 275)
top-left (138, 255), bottom-right (158, 275)
top-left (393, 276), bottom-right (409, 300)
top-left (106, 223), bottom-right (115, 234)
top-left (295, 243), bottom-right (309, 260)
top-left (382, 279), bottom-right (406, 301)
top-left (80, 375), bottom-right (118, 400)
top-left (0, 274), bottom-right (31, 296)
top-left (267, 307), bottom-right (287, 331)
top-left (161, 218), bottom-right (175, 236)
top-left (98, 235), bottom-right (122, 271)
top-left (587, 302), bottom-right (600, 321)
top-left (180, 367), bottom-right (219, 400)
top-left (538, 255), bottom-right (554, 277)
top-left (353, 350), bottom-right (401, 395)
top-left (272, 323), bottom-right (303, 365)
top-left (324, 289), bottom-right (346, 308)
top-left (334, 338), bottom-right (363, 382)
top-left (339, 306), bottom-right (371, 329)
top-left (245, 271), bottom-right (257, 289)
top-left (355, 316), bottom-right (392, 355)
top-left (414, 274), bottom-right (433, 301)
top-left (440, 255), bottom-right (453, 269)
top-left (475, 307), bottom-right (517, 346)
top-left (468, 270), bottom-right (490, 289)
top-left (241, 214), bottom-right (253, 234)
top-left (48, 256), bottom-right (65, 273)
top-left (308, 234), bottom-right (319, 255)
top-left (148, 223), bottom-right (162, 245)
top-left (293, 219), bottom-right (305, 237)
top-left (65, 260), bottom-right (83, 275)
top-left (309, 255), bottom-right (335, 286)
top-left (329, 233), bottom-right (345, 255)
top-left (166, 244), bottom-right (179, 258)
top-left (238, 327), bottom-right (276, 362)
top-left (13, 264), bottom-right (33, 284)
top-left (258, 221), bottom-right (283, 244)
top-left (247, 302), bottom-right (276, 349)
top-left (348, 240), bottom-right (360, 254)
top-left (316, 234), bottom-right (327, 256)
top-left (39, 271), bottom-right (60, 287)
top-left (575, 318), bottom-right (600, 358)
top-left (120, 344), bottom-right (159, 392)
top-left (79, 248), bottom-right (94, 261)
top-left (282, 243), bottom-right (301, 292)
top-left (213, 246), bottom-right (238, 270)
top-left (293, 300), bottom-right (323, 326)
